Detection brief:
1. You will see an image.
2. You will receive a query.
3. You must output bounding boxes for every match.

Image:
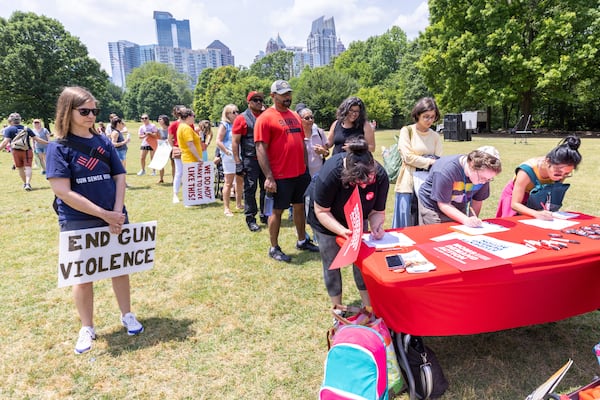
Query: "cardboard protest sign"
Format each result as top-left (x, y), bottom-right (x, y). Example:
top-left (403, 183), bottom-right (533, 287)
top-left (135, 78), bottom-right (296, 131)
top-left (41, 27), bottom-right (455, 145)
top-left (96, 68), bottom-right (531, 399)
top-left (329, 186), bottom-right (363, 270)
top-left (183, 161), bottom-right (216, 206)
top-left (58, 221), bottom-right (157, 288)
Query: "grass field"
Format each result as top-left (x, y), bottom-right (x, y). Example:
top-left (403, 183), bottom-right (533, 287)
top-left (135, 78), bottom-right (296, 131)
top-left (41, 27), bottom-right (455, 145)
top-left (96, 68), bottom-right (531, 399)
top-left (1, 126), bottom-right (599, 399)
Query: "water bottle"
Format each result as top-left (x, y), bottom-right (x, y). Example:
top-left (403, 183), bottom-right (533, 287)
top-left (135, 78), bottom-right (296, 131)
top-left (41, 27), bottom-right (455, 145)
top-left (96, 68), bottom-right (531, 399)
top-left (264, 193), bottom-right (274, 216)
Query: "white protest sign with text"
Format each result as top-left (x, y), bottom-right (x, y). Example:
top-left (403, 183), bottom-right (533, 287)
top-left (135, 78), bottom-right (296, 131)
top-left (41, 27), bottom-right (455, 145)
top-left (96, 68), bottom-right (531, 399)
top-left (183, 161), bottom-right (215, 206)
top-left (58, 221), bottom-right (157, 288)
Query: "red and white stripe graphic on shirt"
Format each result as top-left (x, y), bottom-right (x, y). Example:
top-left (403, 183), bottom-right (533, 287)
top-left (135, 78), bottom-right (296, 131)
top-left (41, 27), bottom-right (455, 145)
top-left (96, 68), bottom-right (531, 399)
top-left (75, 146), bottom-right (106, 170)
top-left (76, 156), bottom-right (99, 170)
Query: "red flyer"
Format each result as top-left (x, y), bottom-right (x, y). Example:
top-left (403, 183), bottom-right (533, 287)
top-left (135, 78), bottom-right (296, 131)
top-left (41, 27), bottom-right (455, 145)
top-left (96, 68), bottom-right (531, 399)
top-left (416, 239), bottom-right (511, 272)
top-left (329, 186), bottom-right (363, 270)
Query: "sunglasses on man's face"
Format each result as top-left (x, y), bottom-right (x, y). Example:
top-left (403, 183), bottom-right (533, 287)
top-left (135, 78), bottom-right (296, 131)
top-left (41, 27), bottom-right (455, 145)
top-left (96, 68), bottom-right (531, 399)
top-left (75, 108), bottom-right (100, 117)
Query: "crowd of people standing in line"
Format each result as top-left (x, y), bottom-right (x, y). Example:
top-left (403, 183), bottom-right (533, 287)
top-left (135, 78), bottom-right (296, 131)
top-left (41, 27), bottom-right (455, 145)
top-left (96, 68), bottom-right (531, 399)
top-left (1, 82), bottom-right (585, 355)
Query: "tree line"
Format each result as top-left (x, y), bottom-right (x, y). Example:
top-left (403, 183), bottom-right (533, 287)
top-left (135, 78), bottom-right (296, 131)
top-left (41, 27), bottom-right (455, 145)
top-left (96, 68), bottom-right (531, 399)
top-left (1, 2), bottom-right (598, 131)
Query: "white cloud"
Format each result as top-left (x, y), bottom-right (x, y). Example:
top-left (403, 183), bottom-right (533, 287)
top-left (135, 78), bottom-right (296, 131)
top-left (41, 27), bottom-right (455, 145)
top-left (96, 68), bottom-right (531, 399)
top-left (392, 1), bottom-right (430, 39)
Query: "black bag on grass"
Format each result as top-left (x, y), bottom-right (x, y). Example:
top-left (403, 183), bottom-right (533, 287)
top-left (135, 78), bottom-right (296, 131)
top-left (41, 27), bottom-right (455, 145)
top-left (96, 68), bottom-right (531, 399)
top-left (403, 335), bottom-right (448, 399)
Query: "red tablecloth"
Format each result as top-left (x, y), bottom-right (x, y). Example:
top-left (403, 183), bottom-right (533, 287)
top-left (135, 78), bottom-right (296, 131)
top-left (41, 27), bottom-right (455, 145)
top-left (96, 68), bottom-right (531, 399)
top-left (355, 214), bottom-right (600, 336)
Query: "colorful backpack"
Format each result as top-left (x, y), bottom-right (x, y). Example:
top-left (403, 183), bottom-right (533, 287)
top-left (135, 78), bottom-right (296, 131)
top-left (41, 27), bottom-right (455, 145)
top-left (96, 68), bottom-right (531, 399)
top-left (319, 324), bottom-right (388, 400)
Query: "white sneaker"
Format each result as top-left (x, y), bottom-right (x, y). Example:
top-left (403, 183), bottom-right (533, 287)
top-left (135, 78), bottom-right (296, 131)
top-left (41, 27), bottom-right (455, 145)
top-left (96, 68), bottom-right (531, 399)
top-left (150, 170), bottom-right (156, 176)
top-left (121, 312), bottom-right (144, 335)
top-left (137, 170), bottom-right (145, 176)
top-left (172, 194), bottom-right (180, 204)
top-left (74, 326), bottom-right (96, 354)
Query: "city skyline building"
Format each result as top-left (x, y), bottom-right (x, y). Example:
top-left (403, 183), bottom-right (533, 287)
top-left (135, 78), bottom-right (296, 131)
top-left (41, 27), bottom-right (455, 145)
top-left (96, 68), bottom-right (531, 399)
top-left (307, 16), bottom-right (340, 66)
top-left (259, 34), bottom-right (322, 76)
top-left (109, 12), bottom-right (345, 88)
top-left (153, 11), bottom-right (192, 49)
top-left (207, 40), bottom-right (235, 66)
top-left (109, 11), bottom-right (233, 89)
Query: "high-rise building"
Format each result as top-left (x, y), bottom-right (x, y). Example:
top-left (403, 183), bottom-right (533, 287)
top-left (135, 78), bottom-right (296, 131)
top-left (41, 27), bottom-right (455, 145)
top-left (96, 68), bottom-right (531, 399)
top-left (109, 41), bottom-right (141, 88)
top-left (257, 34), bottom-right (321, 77)
top-left (153, 11), bottom-right (192, 49)
top-left (207, 40), bottom-right (235, 66)
top-left (307, 16), bottom-right (340, 66)
top-left (109, 11), bottom-right (235, 88)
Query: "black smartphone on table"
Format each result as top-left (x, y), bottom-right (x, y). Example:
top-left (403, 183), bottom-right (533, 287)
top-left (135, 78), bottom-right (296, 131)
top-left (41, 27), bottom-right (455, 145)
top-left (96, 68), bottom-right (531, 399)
top-left (385, 254), bottom-right (405, 271)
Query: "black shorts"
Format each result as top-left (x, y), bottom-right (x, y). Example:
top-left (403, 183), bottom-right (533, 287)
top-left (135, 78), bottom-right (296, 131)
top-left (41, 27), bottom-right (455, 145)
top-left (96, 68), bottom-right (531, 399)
top-left (273, 172), bottom-right (310, 209)
top-left (140, 145), bottom-right (153, 151)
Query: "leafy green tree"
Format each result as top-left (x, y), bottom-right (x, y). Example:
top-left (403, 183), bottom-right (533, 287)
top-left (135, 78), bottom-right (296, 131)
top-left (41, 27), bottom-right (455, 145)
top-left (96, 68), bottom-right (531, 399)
top-left (333, 27), bottom-right (409, 88)
top-left (248, 50), bottom-right (295, 81)
top-left (293, 66), bottom-right (358, 128)
top-left (0, 11), bottom-right (109, 126)
top-left (192, 66), bottom-right (239, 121)
top-left (136, 77), bottom-right (180, 119)
top-left (122, 62), bottom-right (192, 119)
top-left (193, 68), bottom-right (215, 120)
top-left (356, 86), bottom-right (393, 129)
top-left (421, 0), bottom-right (600, 129)
top-left (210, 75), bottom-right (272, 121)
top-left (97, 83), bottom-right (125, 122)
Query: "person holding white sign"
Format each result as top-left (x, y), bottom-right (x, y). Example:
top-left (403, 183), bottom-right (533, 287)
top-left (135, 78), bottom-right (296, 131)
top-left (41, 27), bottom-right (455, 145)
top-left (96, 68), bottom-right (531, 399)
top-left (46, 86), bottom-right (144, 354)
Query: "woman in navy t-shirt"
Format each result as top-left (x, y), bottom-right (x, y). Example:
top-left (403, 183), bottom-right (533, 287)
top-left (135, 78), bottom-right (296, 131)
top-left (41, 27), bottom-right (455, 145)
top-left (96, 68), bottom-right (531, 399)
top-left (46, 86), bottom-right (144, 355)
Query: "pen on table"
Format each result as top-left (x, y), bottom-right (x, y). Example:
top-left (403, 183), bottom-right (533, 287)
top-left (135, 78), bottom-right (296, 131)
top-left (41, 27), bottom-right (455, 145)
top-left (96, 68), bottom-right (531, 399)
top-left (549, 237), bottom-right (580, 244)
top-left (540, 240), bottom-right (561, 250)
top-left (543, 240), bottom-right (567, 248)
top-left (377, 247), bottom-right (408, 252)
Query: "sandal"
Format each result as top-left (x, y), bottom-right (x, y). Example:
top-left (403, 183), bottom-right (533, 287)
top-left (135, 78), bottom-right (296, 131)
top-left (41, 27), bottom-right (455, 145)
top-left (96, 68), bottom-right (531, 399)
top-left (224, 210), bottom-right (233, 217)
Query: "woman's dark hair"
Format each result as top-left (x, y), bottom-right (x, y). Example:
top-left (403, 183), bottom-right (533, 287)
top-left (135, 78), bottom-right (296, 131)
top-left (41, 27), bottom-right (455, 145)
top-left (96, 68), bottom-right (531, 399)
top-left (341, 137), bottom-right (376, 187)
top-left (158, 114), bottom-right (170, 125)
top-left (336, 96), bottom-right (367, 129)
top-left (179, 107), bottom-right (194, 119)
top-left (110, 117), bottom-right (122, 130)
top-left (546, 135), bottom-right (582, 168)
top-left (411, 97), bottom-right (440, 123)
top-left (172, 105), bottom-right (185, 119)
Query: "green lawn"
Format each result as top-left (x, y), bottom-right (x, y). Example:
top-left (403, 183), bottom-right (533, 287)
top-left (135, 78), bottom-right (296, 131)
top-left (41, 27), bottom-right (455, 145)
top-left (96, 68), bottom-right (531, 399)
top-left (0, 127), bottom-right (599, 399)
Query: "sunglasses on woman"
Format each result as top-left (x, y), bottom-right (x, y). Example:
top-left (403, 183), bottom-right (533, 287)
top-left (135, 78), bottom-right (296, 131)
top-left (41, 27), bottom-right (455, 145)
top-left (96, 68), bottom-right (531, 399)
top-left (75, 108), bottom-right (101, 116)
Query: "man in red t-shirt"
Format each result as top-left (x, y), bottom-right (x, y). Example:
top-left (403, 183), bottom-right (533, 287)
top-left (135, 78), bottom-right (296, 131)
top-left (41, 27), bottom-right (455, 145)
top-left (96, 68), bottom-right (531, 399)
top-left (232, 91), bottom-right (266, 232)
top-left (255, 80), bottom-right (319, 262)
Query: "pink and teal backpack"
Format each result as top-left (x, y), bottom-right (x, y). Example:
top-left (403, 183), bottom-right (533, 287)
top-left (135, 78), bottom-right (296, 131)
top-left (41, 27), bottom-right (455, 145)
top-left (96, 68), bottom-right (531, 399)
top-left (319, 324), bottom-right (388, 400)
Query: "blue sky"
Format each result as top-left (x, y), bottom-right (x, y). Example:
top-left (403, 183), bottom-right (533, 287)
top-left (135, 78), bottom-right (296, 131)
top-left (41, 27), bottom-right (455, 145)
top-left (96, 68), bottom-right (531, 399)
top-left (2, 0), bottom-right (430, 76)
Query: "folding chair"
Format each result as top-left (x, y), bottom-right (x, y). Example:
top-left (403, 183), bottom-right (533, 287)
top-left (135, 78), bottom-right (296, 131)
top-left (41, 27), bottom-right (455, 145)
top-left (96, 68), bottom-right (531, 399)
top-left (513, 114), bottom-right (532, 144)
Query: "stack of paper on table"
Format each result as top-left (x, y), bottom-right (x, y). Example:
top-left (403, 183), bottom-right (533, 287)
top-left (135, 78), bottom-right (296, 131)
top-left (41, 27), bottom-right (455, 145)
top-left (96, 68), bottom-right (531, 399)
top-left (519, 218), bottom-right (579, 230)
top-left (362, 231), bottom-right (416, 249)
top-left (449, 221), bottom-right (509, 235)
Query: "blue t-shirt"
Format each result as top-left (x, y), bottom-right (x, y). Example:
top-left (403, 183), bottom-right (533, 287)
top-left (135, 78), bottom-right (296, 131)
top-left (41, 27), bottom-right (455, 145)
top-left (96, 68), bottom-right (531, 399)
top-left (418, 155), bottom-right (490, 214)
top-left (46, 134), bottom-right (126, 222)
